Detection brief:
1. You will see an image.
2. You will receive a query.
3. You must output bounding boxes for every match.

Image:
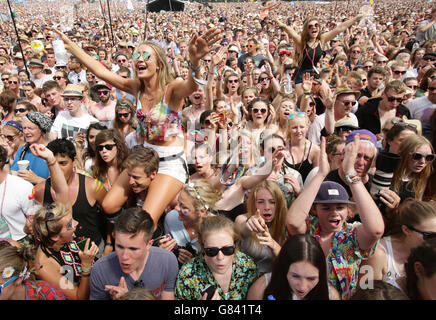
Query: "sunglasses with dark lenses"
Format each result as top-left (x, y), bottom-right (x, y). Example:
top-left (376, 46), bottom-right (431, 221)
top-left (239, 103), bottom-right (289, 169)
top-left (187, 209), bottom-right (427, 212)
top-left (376, 60), bottom-right (388, 64)
top-left (393, 70), bottom-right (406, 75)
top-left (407, 225), bottom-right (436, 240)
top-left (117, 59), bottom-right (127, 63)
top-left (428, 86), bottom-right (436, 92)
top-left (1, 78), bottom-right (8, 82)
top-left (117, 113), bottom-right (130, 118)
top-left (252, 108), bottom-right (267, 114)
top-left (0, 276), bottom-right (18, 295)
top-left (386, 96), bottom-right (403, 103)
top-left (410, 152), bottom-right (436, 162)
top-left (340, 100), bottom-right (356, 106)
top-left (204, 245), bottom-right (236, 257)
top-left (308, 23), bottom-right (319, 29)
top-left (423, 57), bottom-right (436, 62)
top-left (8, 80), bottom-right (18, 84)
top-left (97, 90), bottom-right (110, 95)
top-left (407, 85), bottom-right (418, 90)
top-left (0, 134), bottom-right (16, 141)
top-left (132, 51), bottom-right (151, 61)
top-left (15, 107), bottom-right (28, 113)
top-left (337, 126), bottom-right (355, 132)
top-left (53, 76), bottom-right (63, 80)
top-left (228, 79), bottom-right (239, 83)
top-left (97, 144), bottom-right (117, 152)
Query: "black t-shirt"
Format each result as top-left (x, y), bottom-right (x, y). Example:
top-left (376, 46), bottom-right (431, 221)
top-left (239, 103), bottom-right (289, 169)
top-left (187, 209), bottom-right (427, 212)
top-left (324, 169), bottom-right (373, 198)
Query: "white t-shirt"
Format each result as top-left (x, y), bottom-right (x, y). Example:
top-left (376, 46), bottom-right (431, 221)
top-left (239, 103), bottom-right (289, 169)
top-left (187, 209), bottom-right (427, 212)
top-left (308, 112), bottom-right (359, 146)
top-left (164, 209), bottom-right (200, 254)
top-left (32, 74), bottom-right (53, 88)
top-left (51, 110), bottom-right (98, 141)
top-left (407, 96), bottom-right (436, 123)
top-left (0, 174), bottom-right (37, 240)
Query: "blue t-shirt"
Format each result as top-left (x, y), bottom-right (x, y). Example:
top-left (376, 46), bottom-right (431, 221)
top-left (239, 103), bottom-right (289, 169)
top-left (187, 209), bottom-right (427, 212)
top-left (11, 145), bottom-right (50, 180)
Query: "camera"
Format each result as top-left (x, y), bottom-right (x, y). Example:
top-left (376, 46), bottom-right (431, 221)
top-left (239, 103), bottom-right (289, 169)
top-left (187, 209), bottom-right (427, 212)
top-left (370, 151), bottom-right (401, 203)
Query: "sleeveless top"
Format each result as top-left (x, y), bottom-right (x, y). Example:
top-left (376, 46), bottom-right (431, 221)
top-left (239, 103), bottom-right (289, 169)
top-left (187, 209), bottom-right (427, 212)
top-left (239, 237), bottom-right (275, 274)
top-left (40, 241), bottom-right (86, 285)
top-left (298, 43), bottom-right (324, 72)
top-left (43, 174), bottom-right (106, 245)
top-left (380, 236), bottom-right (403, 290)
top-left (283, 141), bottom-right (313, 182)
top-left (136, 86), bottom-right (182, 142)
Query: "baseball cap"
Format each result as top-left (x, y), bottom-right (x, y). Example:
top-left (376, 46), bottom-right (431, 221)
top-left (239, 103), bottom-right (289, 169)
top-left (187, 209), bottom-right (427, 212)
top-left (314, 181), bottom-right (354, 205)
top-left (92, 82), bottom-right (113, 91)
top-left (345, 129), bottom-right (377, 146)
top-left (228, 45), bottom-right (239, 53)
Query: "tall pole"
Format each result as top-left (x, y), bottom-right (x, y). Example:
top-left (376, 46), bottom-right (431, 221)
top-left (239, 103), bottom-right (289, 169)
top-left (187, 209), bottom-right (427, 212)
top-left (5, 0), bottom-right (29, 76)
top-left (143, 0), bottom-right (151, 41)
top-left (106, 0), bottom-right (115, 47)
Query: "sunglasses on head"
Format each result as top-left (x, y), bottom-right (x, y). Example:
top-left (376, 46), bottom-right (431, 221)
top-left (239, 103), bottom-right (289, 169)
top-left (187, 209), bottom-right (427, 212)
top-left (407, 225), bottom-right (436, 240)
top-left (386, 96), bottom-right (403, 102)
top-left (132, 51), bottom-right (151, 61)
top-left (288, 112), bottom-right (306, 119)
top-left (204, 245), bottom-right (235, 257)
top-left (117, 112), bottom-right (130, 118)
top-left (410, 152), bottom-right (436, 162)
top-left (97, 143), bottom-right (116, 151)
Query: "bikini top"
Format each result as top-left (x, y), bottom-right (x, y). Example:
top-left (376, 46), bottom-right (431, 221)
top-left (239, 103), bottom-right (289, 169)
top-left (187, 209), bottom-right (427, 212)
top-left (136, 86), bottom-right (182, 142)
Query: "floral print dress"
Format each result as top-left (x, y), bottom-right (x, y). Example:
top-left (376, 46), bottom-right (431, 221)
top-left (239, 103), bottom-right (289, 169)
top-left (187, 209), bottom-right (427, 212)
top-left (175, 250), bottom-right (259, 300)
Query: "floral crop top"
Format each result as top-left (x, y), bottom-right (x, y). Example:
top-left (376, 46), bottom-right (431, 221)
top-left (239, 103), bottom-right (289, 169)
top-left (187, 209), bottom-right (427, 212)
top-left (136, 87), bottom-right (182, 142)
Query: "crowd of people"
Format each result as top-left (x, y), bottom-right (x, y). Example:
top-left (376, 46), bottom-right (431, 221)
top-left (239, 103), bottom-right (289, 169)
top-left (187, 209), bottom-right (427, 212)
top-left (0, 0), bottom-right (435, 301)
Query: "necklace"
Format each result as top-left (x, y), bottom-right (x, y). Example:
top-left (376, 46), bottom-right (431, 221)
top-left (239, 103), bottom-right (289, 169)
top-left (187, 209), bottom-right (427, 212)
top-left (290, 140), bottom-right (307, 173)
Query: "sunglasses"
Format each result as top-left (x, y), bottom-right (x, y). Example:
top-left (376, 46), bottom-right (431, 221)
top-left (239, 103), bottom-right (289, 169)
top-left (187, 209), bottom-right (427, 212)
top-left (376, 60), bottom-right (388, 64)
top-left (308, 23), bottom-right (319, 30)
top-left (423, 57), bottom-right (436, 62)
top-left (97, 143), bottom-right (117, 151)
top-left (0, 276), bottom-right (18, 295)
top-left (0, 63), bottom-right (4, 66)
top-left (407, 225), bottom-right (436, 240)
top-left (53, 76), bottom-right (63, 80)
top-left (132, 51), bottom-right (151, 61)
top-left (1, 78), bottom-right (8, 82)
top-left (288, 112), bottom-right (306, 119)
top-left (428, 86), bottom-right (436, 92)
top-left (117, 59), bottom-right (127, 63)
top-left (410, 152), bottom-right (436, 162)
top-left (97, 90), bottom-right (110, 95)
top-left (228, 79), bottom-right (239, 83)
top-left (204, 245), bottom-right (236, 257)
top-left (0, 133), bottom-right (16, 141)
top-left (351, 50), bottom-right (361, 54)
top-left (14, 108), bottom-right (27, 113)
top-left (340, 100), bottom-right (356, 106)
top-left (117, 113), bottom-right (130, 118)
top-left (393, 70), bottom-right (406, 75)
top-left (259, 77), bottom-right (269, 82)
top-left (386, 96), bottom-right (403, 102)
top-left (203, 59), bottom-right (211, 63)
top-left (363, 65), bottom-right (373, 69)
top-left (407, 85), bottom-right (418, 90)
top-left (8, 80), bottom-right (18, 84)
top-left (253, 108), bottom-right (267, 114)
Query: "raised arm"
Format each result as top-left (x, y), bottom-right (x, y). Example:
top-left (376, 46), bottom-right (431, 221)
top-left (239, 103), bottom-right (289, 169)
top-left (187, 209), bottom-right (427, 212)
top-left (101, 169), bottom-right (131, 215)
top-left (53, 29), bottom-right (139, 95)
top-left (29, 144), bottom-right (69, 205)
top-left (343, 135), bottom-right (384, 250)
top-left (274, 17), bottom-right (302, 49)
top-left (286, 137), bottom-right (329, 235)
top-left (321, 14), bottom-right (364, 45)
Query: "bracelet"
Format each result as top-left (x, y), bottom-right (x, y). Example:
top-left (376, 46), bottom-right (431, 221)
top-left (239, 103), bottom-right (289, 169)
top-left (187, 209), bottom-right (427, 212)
top-left (81, 272), bottom-right (91, 277)
top-left (82, 267), bottom-right (92, 273)
top-left (105, 243), bottom-right (113, 247)
top-left (345, 171), bottom-right (361, 184)
top-left (188, 61), bottom-right (200, 73)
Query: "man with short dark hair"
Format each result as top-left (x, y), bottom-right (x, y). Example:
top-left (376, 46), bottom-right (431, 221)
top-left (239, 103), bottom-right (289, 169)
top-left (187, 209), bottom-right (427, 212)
top-left (237, 38), bottom-right (266, 72)
top-left (90, 207), bottom-right (178, 300)
top-left (359, 66), bottom-right (386, 105)
top-left (42, 80), bottom-right (65, 117)
top-left (67, 56), bottom-right (87, 84)
top-left (89, 82), bottom-right (116, 126)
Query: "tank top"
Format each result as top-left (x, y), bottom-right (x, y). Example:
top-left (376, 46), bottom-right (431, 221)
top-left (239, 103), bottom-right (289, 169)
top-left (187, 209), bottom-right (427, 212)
top-left (40, 241), bottom-right (85, 285)
top-left (136, 86), bottom-right (182, 142)
top-left (299, 43), bottom-right (324, 72)
top-left (380, 236), bottom-right (403, 290)
top-left (284, 141), bottom-right (313, 182)
top-left (43, 174), bottom-right (106, 245)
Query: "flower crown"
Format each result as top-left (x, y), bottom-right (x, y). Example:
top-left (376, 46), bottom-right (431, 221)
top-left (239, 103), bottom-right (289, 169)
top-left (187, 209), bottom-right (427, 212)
top-left (187, 182), bottom-right (209, 210)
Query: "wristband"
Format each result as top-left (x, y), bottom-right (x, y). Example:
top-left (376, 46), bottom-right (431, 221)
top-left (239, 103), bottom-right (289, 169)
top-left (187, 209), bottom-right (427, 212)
top-left (82, 267), bottom-right (92, 273)
top-left (81, 272), bottom-right (91, 277)
top-left (105, 243), bottom-right (113, 247)
top-left (345, 171), bottom-right (361, 184)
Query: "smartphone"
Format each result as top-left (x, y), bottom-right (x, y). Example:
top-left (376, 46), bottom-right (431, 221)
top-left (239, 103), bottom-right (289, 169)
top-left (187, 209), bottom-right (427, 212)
top-left (77, 238), bottom-right (88, 251)
top-left (202, 285), bottom-right (216, 300)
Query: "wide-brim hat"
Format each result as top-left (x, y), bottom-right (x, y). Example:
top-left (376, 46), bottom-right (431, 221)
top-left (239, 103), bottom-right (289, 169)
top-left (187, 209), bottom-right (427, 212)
top-left (335, 86), bottom-right (361, 100)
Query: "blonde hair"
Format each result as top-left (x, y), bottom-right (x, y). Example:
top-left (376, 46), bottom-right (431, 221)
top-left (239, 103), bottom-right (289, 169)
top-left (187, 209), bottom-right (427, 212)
top-left (32, 203), bottom-right (71, 246)
top-left (183, 179), bottom-right (222, 212)
top-left (246, 181), bottom-right (287, 249)
top-left (0, 244), bottom-right (34, 280)
top-left (135, 41), bottom-right (174, 92)
top-left (392, 135), bottom-right (434, 200)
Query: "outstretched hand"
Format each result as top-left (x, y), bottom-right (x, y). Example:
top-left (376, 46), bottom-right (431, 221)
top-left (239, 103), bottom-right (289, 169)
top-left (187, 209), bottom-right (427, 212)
top-left (30, 144), bottom-right (55, 162)
top-left (189, 28), bottom-right (222, 64)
